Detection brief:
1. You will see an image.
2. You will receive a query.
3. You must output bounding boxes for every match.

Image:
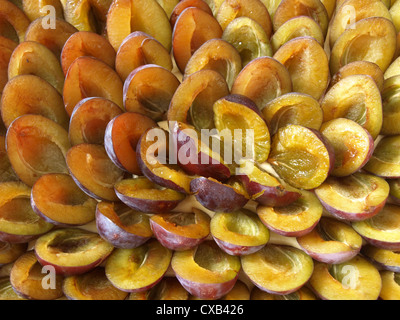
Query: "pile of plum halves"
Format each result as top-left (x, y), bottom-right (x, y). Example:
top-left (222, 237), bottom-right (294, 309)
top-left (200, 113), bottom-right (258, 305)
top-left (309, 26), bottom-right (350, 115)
top-left (0, 0), bottom-right (400, 301)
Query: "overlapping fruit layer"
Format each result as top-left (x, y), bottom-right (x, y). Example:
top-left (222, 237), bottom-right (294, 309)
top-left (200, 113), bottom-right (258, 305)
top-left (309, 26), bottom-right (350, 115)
top-left (0, 0), bottom-right (400, 300)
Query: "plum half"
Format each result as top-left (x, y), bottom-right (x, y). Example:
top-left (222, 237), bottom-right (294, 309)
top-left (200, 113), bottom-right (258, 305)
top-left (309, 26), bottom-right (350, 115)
top-left (31, 173), bottom-right (98, 227)
top-left (171, 240), bottom-right (241, 300)
top-left (210, 209), bottom-right (270, 256)
top-left (257, 189), bottom-right (323, 237)
top-left (190, 176), bottom-right (250, 213)
top-left (105, 239), bottom-right (172, 293)
top-left (314, 173), bottom-right (389, 221)
top-left (297, 217), bottom-right (363, 264)
top-left (241, 244), bottom-right (314, 295)
top-left (319, 118), bottom-right (374, 177)
top-left (114, 177), bottom-right (186, 213)
top-left (362, 245), bottom-right (400, 273)
top-left (62, 267), bottom-right (129, 300)
top-left (352, 204), bottom-right (400, 251)
top-left (0, 181), bottom-right (53, 243)
top-left (267, 124), bottom-right (334, 190)
top-left (150, 208), bottom-right (211, 251)
top-left (34, 228), bottom-right (114, 276)
top-left (309, 255), bottom-right (382, 300)
top-left (96, 201), bottom-right (153, 249)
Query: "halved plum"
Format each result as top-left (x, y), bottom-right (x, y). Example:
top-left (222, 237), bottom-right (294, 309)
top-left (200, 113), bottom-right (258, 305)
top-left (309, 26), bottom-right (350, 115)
top-left (379, 271), bottom-right (400, 300)
top-left (0, 0), bottom-right (30, 43)
top-left (267, 124), bottom-right (335, 190)
top-left (35, 228), bottom-right (114, 276)
top-left (106, 0), bottom-right (172, 51)
top-left (241, 244), bottom-right (314, 295)
top-left (116, 31), bottom-right (173, 82)
top-left (66, 143), bottom-right (124, 201)
top-left (314, 173), bottom-right (389, 221)
top-left (104, 112), bottom-right (157, 175)
top-left (213, 94), bottom-right (271, 164)
top-left (329, 17), bottom-right (397, 75)
top-left (8, 40), bottom-right (64, 94)
top-left (257, 189), bottom-right (323, 237)
top-left (6, 114), bottom-right (70, 187)
top-left (96, 201), bottom-right (153, 249)
top-left (231, 56), bottom-right (292, 111)
top-left (250, 285), bottom-right (318, 300)
top-left (128, 276), bottom-right (189, 300)
top-left (328, 0), bottom-right (391, 48)
top-left (31, 173), bottom-right (98, 227)
top-left (136, 127), bottom-right (193, 194)
top-left (170, 0), bottom-right (213, 27)
top-left (319, 118), bottom-right (374, 177)
top-left (62, 267), bottom-right (129, 300)
top-left (183, 38), bottom-right (242, 90)
top-left (215, 0), bottom-right (273, 38)
top-left (352, 204), bottom-right (400, 251)
top-left (61, 30), bottom-right (116, 76)
top-left (105, 239), bottom-right (172, 292)
top-left (273, 36), bottom-right (329, 101)
top-left (221, 16), bottom-right (272, 67)
top-left (381, 75), bottom-right (400, 135)
top-left (271, 15), bottom-right (324, 52)
top-left (170, 121), bottom-right (231, 181)
top-left (363, 135), bottom-right (400, 178)
top-left (10, 251), bottom-right (64, 300)
top-left (297, 217), bottom-right (363, 264)
top-left (0, 241), bottom-right (27, 266)
top-left (210, 209), bottom-right (270, 256)
top-left (115, 177), bottom-right (186, 213)
top-left (69, 97), bottom-right (123, 146)
top-left (150, 208), bottom-right (211, 251)
top-left (309, 255), bottom-right (382, 300)
top-left (329, 61), bottom-right (384, 93)
top-left (171, 240), bottom-right (241, 300)
top-left (167, 69), bottom-right (229, 130)
top-left (320, 74), bottom-right (383, 140)
top-left (236, 160), bottom-right (301, 207)
top-left (172, 7), bottom-right (223, 73)
top-left (24, 17), bottom-right (78, 59)
top-left (389, 179), bottom-right (400, 205)
top-left (261, 92), bottom-right (323, 136)
top-left (273, 0), bottom-right (329, 36)
top-left (0, 181), bottom-right (53, 243)
top-left (63, 56), bottom-right (124, 116)
top-left (362, 245), bottom-right (400, 273)
top-left (1, 74), bottom-right (69, 130)
top-left (190, 176), bottom-right (249, 212)
top-left (123, 64), bottom-right (180, 122)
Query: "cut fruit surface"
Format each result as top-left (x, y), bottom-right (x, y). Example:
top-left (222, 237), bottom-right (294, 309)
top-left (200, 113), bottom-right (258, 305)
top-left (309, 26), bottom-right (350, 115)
top-left (352, 204), bottom-right (400, 250)
top-left (257, 189), bottom-right (323, 237)
top-left (297, 217), bottom-right (363, 264)
top-left (315, 173), bottom-right (389, 221)
top-left (268, 125), bottom-right (334, 190)
top-left (210, 209), bottom-right (270, 256)
top-left (35, 228), bottom-right (114, 276)
top-left (309, 255), bottom-right (382, 300)
top-left (105, 239), bottom-right (172, 292)
top-left (96, 201), bottom-right (153, 249)
top-left (241, 244), bottom-right (314, 295)
top-left (171, 240), bottom-right (241, 300)
top-left (150, 208), bottom-right (211, 251)
top-left (115, 177), bottom-right (186, 213)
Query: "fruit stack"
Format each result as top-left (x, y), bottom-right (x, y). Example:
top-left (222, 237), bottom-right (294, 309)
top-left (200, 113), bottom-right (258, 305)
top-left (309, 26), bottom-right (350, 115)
top-left (0, 0), bottom-right (399, 301)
